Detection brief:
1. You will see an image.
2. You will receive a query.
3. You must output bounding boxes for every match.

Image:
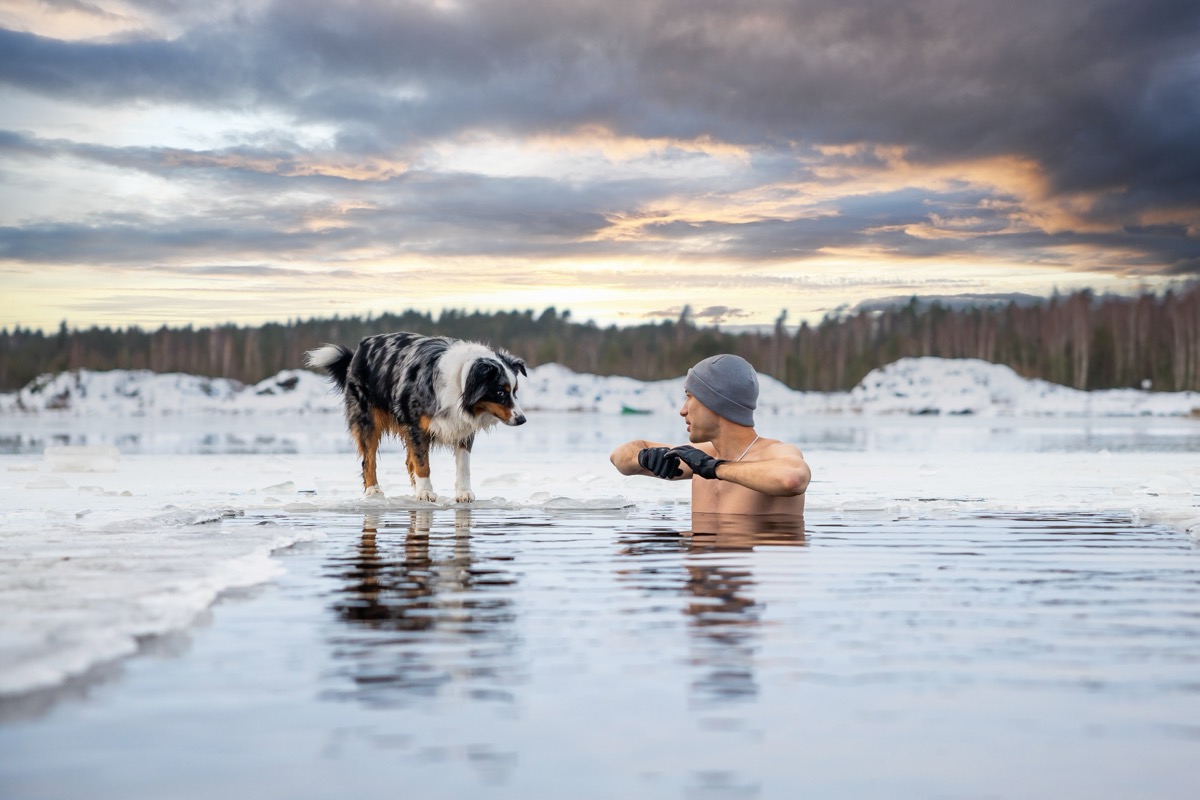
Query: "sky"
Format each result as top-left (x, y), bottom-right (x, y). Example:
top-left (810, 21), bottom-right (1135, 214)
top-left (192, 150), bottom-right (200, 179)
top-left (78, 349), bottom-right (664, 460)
top-left (1, 0), bottom-right (1198, 332)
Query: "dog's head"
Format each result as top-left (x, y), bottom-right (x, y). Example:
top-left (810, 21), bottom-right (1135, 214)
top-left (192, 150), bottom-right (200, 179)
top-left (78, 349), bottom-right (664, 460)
top-left (463, 354), bottom-right (527, 426)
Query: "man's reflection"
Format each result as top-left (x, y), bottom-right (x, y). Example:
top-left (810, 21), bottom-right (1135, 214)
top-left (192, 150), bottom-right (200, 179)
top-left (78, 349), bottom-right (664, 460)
top-left (685, 513), bottom-right (805, 704)
top-left (325, 509), bottom-right (518, 707)
top-left (619, 513), bottom-right (806, 706)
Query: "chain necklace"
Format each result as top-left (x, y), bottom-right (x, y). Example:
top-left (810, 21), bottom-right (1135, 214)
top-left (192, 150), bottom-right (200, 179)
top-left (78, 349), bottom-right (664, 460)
top-left (733, 435), bottom-right (761, 463)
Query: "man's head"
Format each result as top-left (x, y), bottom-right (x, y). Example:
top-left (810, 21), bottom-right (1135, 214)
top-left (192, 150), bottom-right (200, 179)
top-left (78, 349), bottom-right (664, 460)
top-left (683, 354), bottom-right (758, 430)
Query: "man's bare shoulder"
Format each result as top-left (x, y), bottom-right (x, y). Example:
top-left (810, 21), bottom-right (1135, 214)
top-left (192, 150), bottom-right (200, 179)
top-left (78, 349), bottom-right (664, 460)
top-left (749, 439), bottom-right (805, 460)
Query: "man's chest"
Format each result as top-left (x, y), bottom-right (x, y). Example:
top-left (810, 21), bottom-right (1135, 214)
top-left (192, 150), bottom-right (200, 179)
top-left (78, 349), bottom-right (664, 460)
top-left (691, 477), bottom-right (786, 514)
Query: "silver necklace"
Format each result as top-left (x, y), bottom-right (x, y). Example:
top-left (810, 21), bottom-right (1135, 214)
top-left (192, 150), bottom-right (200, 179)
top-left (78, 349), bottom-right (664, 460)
top-left (733, 435), bottom-right (760, 462)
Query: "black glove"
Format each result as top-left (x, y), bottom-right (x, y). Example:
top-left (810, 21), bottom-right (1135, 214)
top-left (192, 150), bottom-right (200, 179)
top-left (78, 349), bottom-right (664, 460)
top-left (638, 447), bottom-right (683, 480)
top-left (668, 445), bottom-right (727, 480)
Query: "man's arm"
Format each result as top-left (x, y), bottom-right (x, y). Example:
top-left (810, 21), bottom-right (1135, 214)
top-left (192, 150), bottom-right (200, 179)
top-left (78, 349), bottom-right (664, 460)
top-left (610, 439), bottom-right (685, 478)
top-left (673, 441), bottom-right (810, 496)
top-left (716, 442), bottom-right (810, 496)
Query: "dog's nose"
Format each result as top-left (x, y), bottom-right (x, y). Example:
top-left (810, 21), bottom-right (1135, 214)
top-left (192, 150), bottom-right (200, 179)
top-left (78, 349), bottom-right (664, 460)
top-left (512, 413), bottom-right (527, 426)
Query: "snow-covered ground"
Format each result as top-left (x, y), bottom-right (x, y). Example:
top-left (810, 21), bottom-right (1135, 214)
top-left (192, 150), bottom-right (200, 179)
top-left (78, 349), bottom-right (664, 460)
top-left (4, 357), bottom-right (1200, 417)
top-left (2, 358), bottom-right (1199, 699)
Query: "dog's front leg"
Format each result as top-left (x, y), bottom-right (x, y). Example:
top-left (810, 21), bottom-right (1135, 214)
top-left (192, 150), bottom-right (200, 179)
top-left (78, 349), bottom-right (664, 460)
top-left (404, 427), bottom-right (437, 503)
top-left (454, 437), bottom-right (474, 503)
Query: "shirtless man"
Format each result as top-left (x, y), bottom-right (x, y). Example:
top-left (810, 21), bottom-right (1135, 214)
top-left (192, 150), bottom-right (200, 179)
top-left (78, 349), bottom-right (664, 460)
top-left (610, 354), bottom-right (811, 515)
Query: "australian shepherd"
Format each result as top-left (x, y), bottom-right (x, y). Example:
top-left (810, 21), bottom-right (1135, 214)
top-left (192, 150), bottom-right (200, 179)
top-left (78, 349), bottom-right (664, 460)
top-left (305, 332), bottom-right (527, 502)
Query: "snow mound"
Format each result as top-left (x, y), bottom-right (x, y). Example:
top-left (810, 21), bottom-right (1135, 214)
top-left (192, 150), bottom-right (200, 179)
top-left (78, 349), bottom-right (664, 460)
top-left (0, 368), bottom-right (339, 416)
top-left (849, 358), bottom-right (1200, 417)
top-left (2, 358), bottom-right (1198, 417)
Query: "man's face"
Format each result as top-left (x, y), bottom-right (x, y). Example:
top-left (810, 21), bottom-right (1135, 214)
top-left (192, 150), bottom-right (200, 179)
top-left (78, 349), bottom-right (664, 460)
top-left (679, 391), bottom-right (718, 443)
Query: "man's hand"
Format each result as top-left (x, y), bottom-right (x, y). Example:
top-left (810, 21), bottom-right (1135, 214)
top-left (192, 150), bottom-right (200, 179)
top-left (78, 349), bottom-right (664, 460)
top-left (637, 447), bottom-right (683, 480)
top-left (668, 445), bottom-right (727, 480)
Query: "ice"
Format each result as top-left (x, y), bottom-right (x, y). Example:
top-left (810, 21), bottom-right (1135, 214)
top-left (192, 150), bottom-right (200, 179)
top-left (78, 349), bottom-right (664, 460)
top-left (23, 475), bottom-right (70, 490)
top-left (44, 445), bottom-right (120, 473)
top-left (0, 503), bottom-right (322, 696)
top-left (541, 497), bottom-right (638, 511)
top-left (2, 358), bottom-right (1199, 699)
top-left (1138, 474), bottom-right (1194, 497)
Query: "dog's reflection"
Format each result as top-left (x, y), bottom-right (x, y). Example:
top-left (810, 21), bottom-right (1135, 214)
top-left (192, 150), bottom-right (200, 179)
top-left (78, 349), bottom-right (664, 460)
top-left (327, 509), bottom-right (517, 706)
top-left (337, 510), bottom-right (469, 628)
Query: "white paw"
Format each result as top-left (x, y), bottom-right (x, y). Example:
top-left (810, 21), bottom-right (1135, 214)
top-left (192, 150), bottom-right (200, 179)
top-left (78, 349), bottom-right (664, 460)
top-left (415, 489), bottom-right (439, 503)
top-left (455, 490), bottom-right (476, 504)
top-left (363, 485), bottom-right (385, 499)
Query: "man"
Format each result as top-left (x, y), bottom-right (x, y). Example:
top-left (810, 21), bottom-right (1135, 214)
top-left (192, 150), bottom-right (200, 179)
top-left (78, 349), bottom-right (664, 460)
top-left (610, 354), bottom-right (811, 515)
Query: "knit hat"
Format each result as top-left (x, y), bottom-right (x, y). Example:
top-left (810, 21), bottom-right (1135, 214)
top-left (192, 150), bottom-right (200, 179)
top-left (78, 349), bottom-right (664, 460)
top-left (685, 354), bottom-right (758, 427)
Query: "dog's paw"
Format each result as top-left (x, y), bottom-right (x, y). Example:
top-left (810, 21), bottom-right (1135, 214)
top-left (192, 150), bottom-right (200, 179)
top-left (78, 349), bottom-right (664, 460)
top-left (415, 489), bottom-right (439, 503)
top-left (363, 485), bottom-right (385, 499)
top-left (455, 490), bottom-right (476, 504)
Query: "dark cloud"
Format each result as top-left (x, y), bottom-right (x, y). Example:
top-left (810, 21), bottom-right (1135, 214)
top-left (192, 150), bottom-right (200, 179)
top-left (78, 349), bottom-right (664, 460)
top-left (5, 2), bottom-right (1198, 170)
top-left (1, 0), bottom-right (1199, 285)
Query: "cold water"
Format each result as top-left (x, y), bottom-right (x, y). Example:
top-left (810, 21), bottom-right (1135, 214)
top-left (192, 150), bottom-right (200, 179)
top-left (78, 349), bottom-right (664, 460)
top-left (3, 503), bottom-right (1198, 799)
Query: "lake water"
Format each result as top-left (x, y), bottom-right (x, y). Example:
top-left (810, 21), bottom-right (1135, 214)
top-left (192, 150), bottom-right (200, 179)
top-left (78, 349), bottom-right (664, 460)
top-left (1, 413), bottom-right (1199, 798)
top-left (4, 412), bottom-right (1200, 456)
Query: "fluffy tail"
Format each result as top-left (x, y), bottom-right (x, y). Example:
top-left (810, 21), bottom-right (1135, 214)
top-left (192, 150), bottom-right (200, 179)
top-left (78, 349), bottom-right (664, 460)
top-left (304, 343), bottom-right (353, 390)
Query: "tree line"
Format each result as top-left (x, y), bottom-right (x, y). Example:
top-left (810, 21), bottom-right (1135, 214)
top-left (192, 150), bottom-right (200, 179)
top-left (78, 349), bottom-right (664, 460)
top-left (1, 284), bottom-right (1197, 393)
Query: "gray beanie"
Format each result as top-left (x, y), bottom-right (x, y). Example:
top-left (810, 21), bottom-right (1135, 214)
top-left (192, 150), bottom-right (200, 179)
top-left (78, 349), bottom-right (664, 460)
top-left (685, 354), bottom-right (758, 427)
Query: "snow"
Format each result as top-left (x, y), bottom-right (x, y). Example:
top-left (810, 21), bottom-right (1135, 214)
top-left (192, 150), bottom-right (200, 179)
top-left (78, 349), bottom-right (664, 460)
top-left (3, 357), bottom-right (1198, 417)
top-left (847, 358), bottom-right (1200, 416)
top-left (2, 357), bottom-right (1199, 699)
top-left (0, 368), bottom-right (335, 416)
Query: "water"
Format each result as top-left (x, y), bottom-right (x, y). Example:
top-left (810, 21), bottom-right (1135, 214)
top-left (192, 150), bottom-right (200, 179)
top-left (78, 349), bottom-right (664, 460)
top-left (3, 412), bottom-right (1200, 455)
top-left (1, 410), bottom-right (1198, 797)
top-left (3, 505), bottom-right (1198, 799)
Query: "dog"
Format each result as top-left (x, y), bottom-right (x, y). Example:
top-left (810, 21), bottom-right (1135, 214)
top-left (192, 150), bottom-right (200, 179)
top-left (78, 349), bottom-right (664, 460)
top-left (305, 332), bottom-right (527, 502)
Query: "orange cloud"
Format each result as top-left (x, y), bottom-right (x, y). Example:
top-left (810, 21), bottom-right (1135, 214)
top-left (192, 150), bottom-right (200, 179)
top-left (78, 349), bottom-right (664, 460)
top-left (158, 150), bottom-right (410, 182)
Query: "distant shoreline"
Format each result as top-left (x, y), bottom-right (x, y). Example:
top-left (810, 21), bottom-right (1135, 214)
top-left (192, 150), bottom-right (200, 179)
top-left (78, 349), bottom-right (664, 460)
top-left (3, 358), bottom-right (1199, 418)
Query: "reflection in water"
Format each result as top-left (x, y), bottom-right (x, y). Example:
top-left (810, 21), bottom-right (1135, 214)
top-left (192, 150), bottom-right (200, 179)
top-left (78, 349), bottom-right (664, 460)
top-left (684, 555), bottom-right (760, 703)
top-left (619, 513), bottom-right (807, 706)
top-left (686, 514), bottom-right (806, 705)
top-left (688, 511), bottom-right (808, 544)
top-left (324, 510), bottom-right (520, 708)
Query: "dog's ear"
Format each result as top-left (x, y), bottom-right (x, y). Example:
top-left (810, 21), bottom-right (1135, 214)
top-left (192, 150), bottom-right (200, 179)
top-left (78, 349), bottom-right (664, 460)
top-left (463, 359), bottom-right (500, 408)
top-left (500, 351), bottom-right (527, 377)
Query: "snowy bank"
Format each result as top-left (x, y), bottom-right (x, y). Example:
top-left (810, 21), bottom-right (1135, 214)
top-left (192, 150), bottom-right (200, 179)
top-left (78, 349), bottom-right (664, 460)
top-left (2, 358), bottom-right (1200, 417)
top-left (848, 358), bottom-right (1200, 417)
top-left (0, 368), bottom-right (337, 416)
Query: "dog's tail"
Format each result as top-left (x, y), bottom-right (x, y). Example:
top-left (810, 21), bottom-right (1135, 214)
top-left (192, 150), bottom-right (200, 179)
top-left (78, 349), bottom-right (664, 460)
top-left (304, 344), bottom-right (353, 390)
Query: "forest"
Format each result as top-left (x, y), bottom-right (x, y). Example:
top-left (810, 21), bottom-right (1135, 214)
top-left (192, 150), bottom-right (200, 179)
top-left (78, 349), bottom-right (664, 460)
top-left (1, 283), bottom-right (1198, 394)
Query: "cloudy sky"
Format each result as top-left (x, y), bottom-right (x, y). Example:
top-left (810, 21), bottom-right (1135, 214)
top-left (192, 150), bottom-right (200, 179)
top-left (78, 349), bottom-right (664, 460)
top-left (1, 0), bottom-right (1198, 332)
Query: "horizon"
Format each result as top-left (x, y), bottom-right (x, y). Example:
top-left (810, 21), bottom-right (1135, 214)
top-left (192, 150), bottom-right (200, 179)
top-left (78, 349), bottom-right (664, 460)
top-left (3, 285), bottom-right (1183, 336)
top-left (2, 1), bottom-right (1199, 332)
